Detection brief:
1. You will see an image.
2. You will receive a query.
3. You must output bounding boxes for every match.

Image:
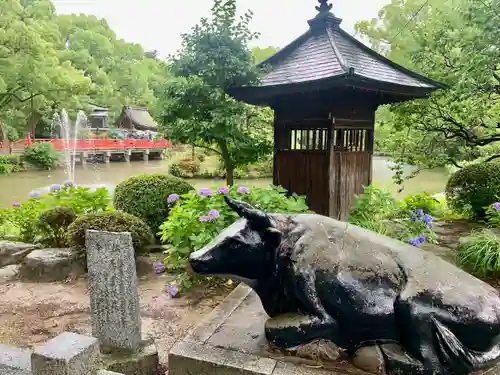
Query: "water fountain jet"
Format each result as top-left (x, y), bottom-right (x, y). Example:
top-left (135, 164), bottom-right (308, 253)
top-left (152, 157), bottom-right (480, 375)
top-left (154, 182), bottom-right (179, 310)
top-left (51, 109), bottom-right (88, 183)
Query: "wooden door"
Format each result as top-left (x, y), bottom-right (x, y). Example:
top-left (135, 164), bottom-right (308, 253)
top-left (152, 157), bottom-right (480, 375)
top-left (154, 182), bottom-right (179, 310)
top-left (329, 120), bottom-right (373, 221)
top-left (274, 119), bottom-right (331, 215)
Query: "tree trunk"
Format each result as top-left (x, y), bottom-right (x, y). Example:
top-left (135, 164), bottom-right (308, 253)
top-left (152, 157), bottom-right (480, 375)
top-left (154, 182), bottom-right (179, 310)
top-left (219, 141), bottom-right (234, 186)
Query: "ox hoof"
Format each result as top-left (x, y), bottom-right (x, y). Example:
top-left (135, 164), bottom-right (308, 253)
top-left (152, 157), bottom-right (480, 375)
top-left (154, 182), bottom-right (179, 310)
top-left (353, 345), bottom-right (386, 375)
top-left (286, 339), bottom-right (341, 362)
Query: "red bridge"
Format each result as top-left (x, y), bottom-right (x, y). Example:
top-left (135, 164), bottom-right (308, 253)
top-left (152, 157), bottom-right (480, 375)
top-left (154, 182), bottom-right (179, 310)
top-left (1, 137), bottom-right (173, 162)
top-left (9, 137), bottom-right (172, 151)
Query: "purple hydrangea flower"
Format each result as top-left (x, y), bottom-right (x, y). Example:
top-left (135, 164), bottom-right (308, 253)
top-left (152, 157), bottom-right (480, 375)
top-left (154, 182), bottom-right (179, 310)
top-left (237, 186), bottom-right (249, 194)
top-left (199, 215), bottom-right (210, 222)
top-left (217, 186), bottom-right (229, 194)
top-left (12, 202), bottom-right (21, 208)
top-left (49, 184), bottom-right (61, 192)
top-left (63, 180), bottom-right (75, 188)
top-left (199, 188), bottom-right (213, 197)
top-left (415, 209), bottom-right (424, 218)
top-left (208, 209), bottom-right (220, 218)
top-left (165, 284), bottom-right (179, 298)
top-left (492, 202), bottom-right (500, 210)
top-left (167, 194), bottom-right (180, 204)
top-left (153, 262), bottom-right (166, 274)
top-left (28, 190), bottom-right (41, 198)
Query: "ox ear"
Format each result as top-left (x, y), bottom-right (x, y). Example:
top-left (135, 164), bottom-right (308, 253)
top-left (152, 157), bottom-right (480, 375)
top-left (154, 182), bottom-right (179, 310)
top-left (224, 195), bottom-right (271, 231)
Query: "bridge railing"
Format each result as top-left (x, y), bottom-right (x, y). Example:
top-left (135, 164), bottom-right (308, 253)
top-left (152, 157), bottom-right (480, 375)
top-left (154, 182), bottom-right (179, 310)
top-left (9, 137), bottom-right (172, 151)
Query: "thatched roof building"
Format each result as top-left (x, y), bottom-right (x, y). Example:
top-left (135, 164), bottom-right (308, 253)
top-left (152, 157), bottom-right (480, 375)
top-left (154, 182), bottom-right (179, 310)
top-left (115, 106), bottom-right (158, 131)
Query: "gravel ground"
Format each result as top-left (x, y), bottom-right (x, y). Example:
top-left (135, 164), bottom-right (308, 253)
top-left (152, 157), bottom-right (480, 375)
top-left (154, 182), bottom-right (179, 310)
top-left (0, 273), bottom-right (229, 373)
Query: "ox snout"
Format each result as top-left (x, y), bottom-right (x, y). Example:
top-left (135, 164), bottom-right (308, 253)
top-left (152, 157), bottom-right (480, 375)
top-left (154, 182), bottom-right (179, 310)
top-left (188, 247), bottom-right (214, 275)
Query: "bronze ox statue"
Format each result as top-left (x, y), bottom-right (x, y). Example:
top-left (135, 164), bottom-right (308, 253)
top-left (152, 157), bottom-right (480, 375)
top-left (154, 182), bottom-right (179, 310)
top-left (189, 197), bottom-right (500, 375)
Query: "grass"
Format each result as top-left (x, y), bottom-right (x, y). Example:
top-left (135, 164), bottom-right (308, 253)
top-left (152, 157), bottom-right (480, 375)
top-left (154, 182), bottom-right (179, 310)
top-left (456, 229), bottom-right (500, 277)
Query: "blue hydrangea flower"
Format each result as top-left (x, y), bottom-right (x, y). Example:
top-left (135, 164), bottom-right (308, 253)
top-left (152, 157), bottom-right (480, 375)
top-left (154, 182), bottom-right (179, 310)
top-left (199, 215), bottom-right (210, 222)
top-left (415, 209), bottom-right (424, 217)
top-left (423, 214), bottom-right (433, 228)
top-left (28, 190), bottom-right (41, 198)
top-left (63, 180), bottom-right (75, 188)
top-left (408, 234), bottom-right (426, 247)
top-left (199, 188), bottom-right (213, 197)
top-left (12, 202), bottom-right (21, 208)
top-left (49, 184), bottom-right (61, 192)
top-left (167, 194), bottom-right (180, 204)
top-left (492, 202), bottom-right (500, 210)
top-left (237, 186), bottom-right (249, 194)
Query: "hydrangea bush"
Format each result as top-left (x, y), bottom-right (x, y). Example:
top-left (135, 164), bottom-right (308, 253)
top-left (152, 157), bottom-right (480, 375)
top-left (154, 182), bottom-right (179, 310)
top-left (159, 184), bottom-right (310, 290)
top-left (0, 182), bottom-right (112, 243)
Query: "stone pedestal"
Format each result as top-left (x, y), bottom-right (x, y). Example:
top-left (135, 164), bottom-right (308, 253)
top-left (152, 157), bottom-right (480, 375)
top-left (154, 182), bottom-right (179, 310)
top-left (78, 152), bottom-right (87, 165)
top-left (142, 150), bottom-right (149, 162)
top-left (104, 151), bottom-right (111, 164)
top-left (124, 150), bottom-right (131, 163)
top-left (85, 230), bottom-right (159, 375)
top-left (31, 332), bottom-right (100, 375)
top-left (169, 285), bottom-right (500, 375)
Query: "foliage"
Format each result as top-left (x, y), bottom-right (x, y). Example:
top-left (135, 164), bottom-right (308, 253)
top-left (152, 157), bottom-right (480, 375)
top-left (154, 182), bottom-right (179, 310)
top-left (357, 0), bottom-right (500, 171)
top-left (348, 186), bottom-right (437, 247)
top-left (445, 162), bottom-right (500, 219)
top-left (399, 192), bottom-right (443, 217)
top-left (348, 185), bottom-right (399, 226)
top-left (0, 0), bottom-right (90, 131)
top-left (22, 142), bottom-right (59, 170)
top-left (456, 229), bottom-right (500, 277)
top-left (157, 0), bottom-right (273, 185)
top-left (0, 154), bottom-right (25, 174)
top-left (0, 183), bottom-right (111, 242)
top-left (35, 206), bottom-right (76, 247)
top-left (159, 184), bottom-right (310, 290)
top-left (0, 0), bottom-right (169, 136)
top-left (66, 211), bottom-right (154, 263)
top-left (251, 46), bottom-right (280, 64)
top-left (113, 173), bottom-right (194, 234)
top-left (485, 202), bottom-right (500, 227)
top-left (177, 157), bottom-right (201, 177)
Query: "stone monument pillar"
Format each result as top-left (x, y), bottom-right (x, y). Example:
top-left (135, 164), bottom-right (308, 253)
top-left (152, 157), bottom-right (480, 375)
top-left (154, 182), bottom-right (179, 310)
top-left (85, 230), bottom-right (159, 375)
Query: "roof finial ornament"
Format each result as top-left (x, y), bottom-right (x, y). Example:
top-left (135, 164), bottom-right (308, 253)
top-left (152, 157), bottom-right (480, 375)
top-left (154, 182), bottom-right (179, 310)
top-left (316, 0), bottom-right (333, 13)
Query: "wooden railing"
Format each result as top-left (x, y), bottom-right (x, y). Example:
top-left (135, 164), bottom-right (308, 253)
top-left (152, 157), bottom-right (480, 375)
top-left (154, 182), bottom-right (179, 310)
top-left (5, 137), bottom-right (172, 152)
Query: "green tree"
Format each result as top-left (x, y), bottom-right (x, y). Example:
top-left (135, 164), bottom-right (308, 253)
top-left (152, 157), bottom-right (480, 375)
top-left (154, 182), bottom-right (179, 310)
top-left (356, 0), bottom-right (500, 171)
top-left (251, 46), bottom-right (279, 64)
top-left (157, 0), bottom-right (273, 185)
top-left (0, 0), bottom-right (90, 134)
top-left (56, 13), bottom-right (169, 122)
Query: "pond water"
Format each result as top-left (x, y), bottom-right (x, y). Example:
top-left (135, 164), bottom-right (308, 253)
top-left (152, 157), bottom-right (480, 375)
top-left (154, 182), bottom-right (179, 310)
top-left (0, 157), bottom-right (449, 208)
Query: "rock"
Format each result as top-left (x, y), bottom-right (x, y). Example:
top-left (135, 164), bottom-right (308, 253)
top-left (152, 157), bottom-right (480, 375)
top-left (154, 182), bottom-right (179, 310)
top-left (0, 241), bottom-right (37, 267)
top-left (19, 248), bottom-right (83, 282)
top-left (0, 264), bottom-right (21, 282)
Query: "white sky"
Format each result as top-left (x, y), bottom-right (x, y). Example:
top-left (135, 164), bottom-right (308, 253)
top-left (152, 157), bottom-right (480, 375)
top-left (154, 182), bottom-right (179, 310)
top-left (53, 0), bottom-right (390, 59)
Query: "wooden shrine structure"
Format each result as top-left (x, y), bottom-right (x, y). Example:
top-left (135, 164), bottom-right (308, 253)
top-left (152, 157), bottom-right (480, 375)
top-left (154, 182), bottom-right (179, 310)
top-left (228, 0), bottom-right (444, 220)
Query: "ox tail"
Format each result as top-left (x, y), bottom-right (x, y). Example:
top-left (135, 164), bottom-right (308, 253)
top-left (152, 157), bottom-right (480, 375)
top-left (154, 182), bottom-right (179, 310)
top-left (433, 316), bottom-right (500, 374)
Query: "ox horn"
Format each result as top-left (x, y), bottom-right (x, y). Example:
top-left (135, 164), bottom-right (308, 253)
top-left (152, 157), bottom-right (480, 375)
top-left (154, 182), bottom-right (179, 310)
top-left (224, 196), bottom-right (271, 230)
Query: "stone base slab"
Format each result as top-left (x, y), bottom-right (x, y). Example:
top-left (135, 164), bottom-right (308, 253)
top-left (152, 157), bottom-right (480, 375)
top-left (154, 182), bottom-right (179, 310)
top-left (101, 339), bottom-right (159, 375)
top-left (169, 284), bottom-right (500, 375)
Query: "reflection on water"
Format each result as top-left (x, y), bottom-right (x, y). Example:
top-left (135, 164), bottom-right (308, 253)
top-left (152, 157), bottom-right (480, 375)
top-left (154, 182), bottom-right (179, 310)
top-left (0, 157), bottom-right (449, 208)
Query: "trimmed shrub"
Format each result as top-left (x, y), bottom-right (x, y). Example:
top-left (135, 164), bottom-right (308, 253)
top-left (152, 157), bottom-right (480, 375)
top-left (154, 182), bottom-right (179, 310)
top-left (66, 211), bottom-right (154, 262)
top-left (113, 173), bottom-right (194, 233)
top-left (22, 142), bottom-right (59, 170)
top-left (445, 162), bottom-right (500, 218)
top-left (36, 206), bottom-right (76, 247)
